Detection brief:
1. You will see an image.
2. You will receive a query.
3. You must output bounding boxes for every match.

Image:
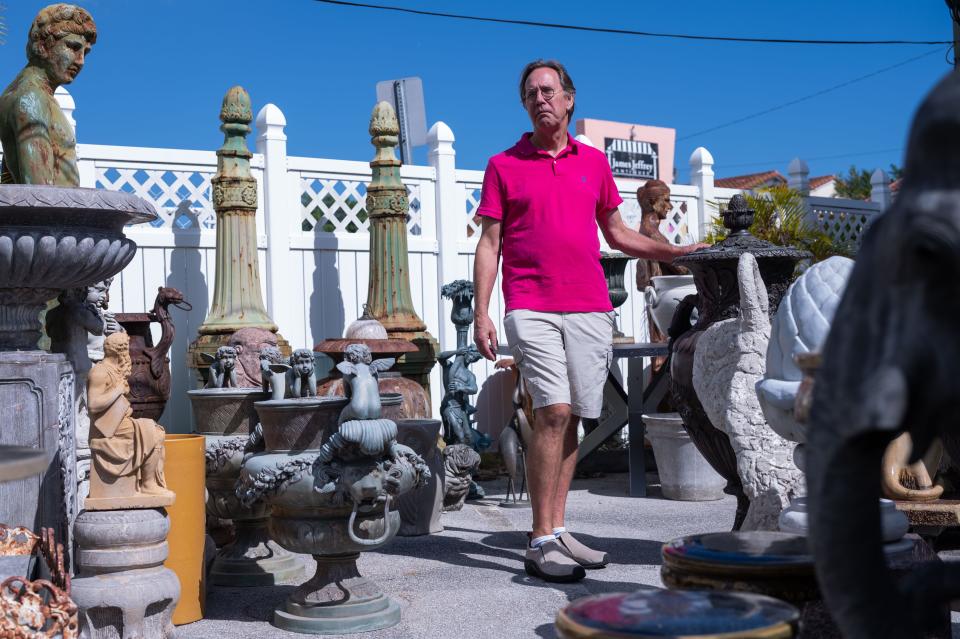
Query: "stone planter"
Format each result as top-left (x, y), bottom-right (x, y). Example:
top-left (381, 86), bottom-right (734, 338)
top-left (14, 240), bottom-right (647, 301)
top-left (396, 419), bottom-right (444, 536)
top-left (644, 413), bottom-right (725, 501)
top-left (189, 387), bottom-right (302, 587)
top-left (643, 274), bottom-right (696, 336)
top-left (238, 394), bottom-right (428, 634)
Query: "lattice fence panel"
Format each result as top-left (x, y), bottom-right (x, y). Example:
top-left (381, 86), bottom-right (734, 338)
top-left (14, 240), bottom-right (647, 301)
top-left (812, 208), bottom-right (875, 249)
top-left (618, 194), bottom-right (691, 245)
top-left (300, 177), bottom-right (422, 235)
top-left (96, 167), bottom-right (215, 229)
top-left (464, 185), bottom-right (482, 238)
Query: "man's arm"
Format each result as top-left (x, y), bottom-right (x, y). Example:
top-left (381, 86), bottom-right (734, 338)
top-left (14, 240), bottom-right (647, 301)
top-left (473, 216), bottom-right (502, 361)
top-left (598, 208), bottom-right (708, 261)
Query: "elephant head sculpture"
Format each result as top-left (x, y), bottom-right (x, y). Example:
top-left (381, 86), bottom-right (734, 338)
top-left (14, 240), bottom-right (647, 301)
top-left (807, 71), bottom-right (960, 639)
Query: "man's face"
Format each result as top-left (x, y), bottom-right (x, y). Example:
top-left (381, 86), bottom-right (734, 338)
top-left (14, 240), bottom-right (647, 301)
top-left (40, 33), bottom-right (91, 86)
top-left (523, 67), bottom-right (573, 133)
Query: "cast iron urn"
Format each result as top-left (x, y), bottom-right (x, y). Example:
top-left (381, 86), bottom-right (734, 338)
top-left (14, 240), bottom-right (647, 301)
top-left (669, 194), bottom-right (810, 530)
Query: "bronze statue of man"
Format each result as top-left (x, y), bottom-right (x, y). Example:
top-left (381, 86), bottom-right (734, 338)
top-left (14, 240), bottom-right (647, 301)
top-left (0, 4), bottom-right (96, 185)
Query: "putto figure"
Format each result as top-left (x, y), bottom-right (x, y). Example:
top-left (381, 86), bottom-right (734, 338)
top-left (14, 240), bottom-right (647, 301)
top-left (286, 348), bottom-right (318, 398)
top-left (85, 332), bottom-right (174, 509)
top-left (203, 345), bottom-right (239, 389)
top-left (0, 4), bottom-right (97, 185)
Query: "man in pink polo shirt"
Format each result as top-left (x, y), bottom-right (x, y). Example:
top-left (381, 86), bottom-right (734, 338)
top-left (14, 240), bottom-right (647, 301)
top-left (473, 59), bottom-right (706, 582)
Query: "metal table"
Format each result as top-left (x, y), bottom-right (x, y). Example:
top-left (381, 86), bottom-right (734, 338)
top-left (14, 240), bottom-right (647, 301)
top-left (576, 342), bottom-right (670, 497)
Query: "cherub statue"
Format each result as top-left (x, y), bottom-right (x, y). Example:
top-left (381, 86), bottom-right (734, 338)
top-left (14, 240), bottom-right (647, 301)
top-left (259, 345), bottom-right (289, 400)
top-left (313, 344), bottom-right (406, 492)
top-left (203, 345), bottom-right (239, 389)
top-left (286, 348), bottom-right (318, 398)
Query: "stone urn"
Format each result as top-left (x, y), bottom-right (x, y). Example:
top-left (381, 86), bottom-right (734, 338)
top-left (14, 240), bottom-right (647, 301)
top-left (188, 387), bottom-right (302, 587)
top-left (643, 274), bottom-right (696, 336)
top-left (670, 195), bottom-right (809, 530)
top-left (600, 251), bottom-right (637, 343)
top-left (116, 286), bottom-right (191, 420)
top-left (237, 389), bottom-right (429, 633)
top-left (644, 413), bottom-right (725, 501)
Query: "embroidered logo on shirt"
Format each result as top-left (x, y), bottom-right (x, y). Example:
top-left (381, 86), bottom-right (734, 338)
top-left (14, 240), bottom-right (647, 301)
top-left (580, 175), bottom-right (587, 183)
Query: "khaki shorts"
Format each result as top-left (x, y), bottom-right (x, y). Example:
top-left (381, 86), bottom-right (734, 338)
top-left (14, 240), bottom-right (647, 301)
top-left (503, 310), bottom-right (614, 419)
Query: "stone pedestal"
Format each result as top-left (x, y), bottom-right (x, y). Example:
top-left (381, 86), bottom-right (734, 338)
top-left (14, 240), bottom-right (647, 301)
top-left (71, 508), bottom-right (180, 639)
top-left (0, 352), bottom-right (75, 578)
top-left (396, 419), bottom-right (443, 536)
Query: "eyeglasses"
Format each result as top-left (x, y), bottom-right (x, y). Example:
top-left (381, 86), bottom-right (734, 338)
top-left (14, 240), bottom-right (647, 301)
top-left (523, 87), bottom-right (563, 103)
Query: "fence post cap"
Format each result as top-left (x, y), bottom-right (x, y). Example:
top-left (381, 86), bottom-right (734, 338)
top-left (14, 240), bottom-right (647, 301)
top-left (256, 103), bottom-right (286, 129)
top-left (788, 157), bottom-right (809, 175)
top-left (689, 146), bottom-right (714, 167)
top-left (870, 168), bottom-right (889, 185)
top-left (427, 121), bottom-right (455, 144)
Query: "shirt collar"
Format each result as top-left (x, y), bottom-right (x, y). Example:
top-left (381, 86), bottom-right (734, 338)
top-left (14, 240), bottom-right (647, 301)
top-left (516, 132), bottom-right (579, 158)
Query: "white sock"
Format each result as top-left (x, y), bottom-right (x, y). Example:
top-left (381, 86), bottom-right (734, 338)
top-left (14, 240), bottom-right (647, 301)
top-left (530, 534), bottom-right (555, 549)
top-left (553, 527), bottom-right (566, 537)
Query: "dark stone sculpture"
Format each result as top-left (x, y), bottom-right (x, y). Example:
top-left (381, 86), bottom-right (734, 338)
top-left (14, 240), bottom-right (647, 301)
top-left (47, 286), bottom-right (103, 378)
top-left (0, 4), bottom-right (96, 186)
top-left (116, 286), bottom-right (191, 420)
top-left (670, 195), bottom-right (809, 530)
top-left (285, 348), bottom-right (319, 398)
top-left (806, 71), bottom-right (960, 639)
top-left (442, 444), bottom-right (481, 511)
top-left (438, 280), bottom-right (489, 451)
top-left (203, 346), bottom-right (239, 389)
top-left (259, 345), bottom-right (288, 401)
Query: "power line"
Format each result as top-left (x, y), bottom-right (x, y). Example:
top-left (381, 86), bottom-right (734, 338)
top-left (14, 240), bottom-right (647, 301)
top-left (718, 148), bottom-right (903, 171)
top-left (678, 48), bottom-right (944, 141)
top-left (313, 0), bottom-right (951, 46)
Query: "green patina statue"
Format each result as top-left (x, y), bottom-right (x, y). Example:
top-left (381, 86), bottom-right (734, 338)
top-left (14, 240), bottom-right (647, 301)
top-left (0, 4), bottom-right (96, 186)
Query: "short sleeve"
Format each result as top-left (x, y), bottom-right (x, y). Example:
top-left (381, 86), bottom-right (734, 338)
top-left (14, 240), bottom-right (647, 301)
top-left (596, 158), bottom-right (623, 217)
top-left (475, 159), bottom-right (505, 221)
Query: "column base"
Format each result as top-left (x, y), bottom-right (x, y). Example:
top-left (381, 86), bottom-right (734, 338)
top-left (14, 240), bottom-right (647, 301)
top-left (274, 594), bottom-right (400, 635)
top-left (210, 518), bottom-right (303, 587)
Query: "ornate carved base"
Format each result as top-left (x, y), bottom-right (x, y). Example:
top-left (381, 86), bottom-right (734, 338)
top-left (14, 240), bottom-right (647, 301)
top-left (210, 518), bottom-right (302, 587)
top-left (273, 553), bottom-right (400, 635)
top-left (0, 351), bottom-right (76, 578)
top-left (71, 509), bottom-right (179, 639)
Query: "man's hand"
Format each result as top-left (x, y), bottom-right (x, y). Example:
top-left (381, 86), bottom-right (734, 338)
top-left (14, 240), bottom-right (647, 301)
top-left (473, 314), bottom-right (499, 361)
top-left (680, 242), bottom-right (711, 255)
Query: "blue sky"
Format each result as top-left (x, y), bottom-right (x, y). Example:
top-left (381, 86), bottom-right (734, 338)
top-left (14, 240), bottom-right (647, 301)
top-left (1, 1), bottom-right (951, 182)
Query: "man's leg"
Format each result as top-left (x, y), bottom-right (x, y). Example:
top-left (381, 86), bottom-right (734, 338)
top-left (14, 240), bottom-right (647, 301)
top-left (527, 402), bottom-right (572, 539)
top-left (550, 411), bottom-right (580, 530)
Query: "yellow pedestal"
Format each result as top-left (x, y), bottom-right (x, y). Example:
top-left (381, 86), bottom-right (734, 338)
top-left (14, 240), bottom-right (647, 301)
top-left (163, 433), bottom-right (207, 625)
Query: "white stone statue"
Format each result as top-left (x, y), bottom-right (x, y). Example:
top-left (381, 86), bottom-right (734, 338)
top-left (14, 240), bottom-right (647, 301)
top-left (692, 253), bottom-right (803, 531)
top-left (756, 256), bottom-right (854, 466)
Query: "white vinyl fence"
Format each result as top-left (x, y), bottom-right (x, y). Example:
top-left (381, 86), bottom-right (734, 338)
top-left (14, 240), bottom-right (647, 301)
top-left (0, 89), bottom-right (885, 446)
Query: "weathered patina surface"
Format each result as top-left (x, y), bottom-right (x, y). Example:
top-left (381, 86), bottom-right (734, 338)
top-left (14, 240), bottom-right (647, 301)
top-left (365, 102), bottom-right (438, 393)
top-left (0, 4), bottom-right (96, 186)
top-left (187, 87), bottom-right (289, 383)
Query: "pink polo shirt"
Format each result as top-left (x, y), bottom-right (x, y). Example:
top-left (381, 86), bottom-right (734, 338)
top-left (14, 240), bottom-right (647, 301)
top-left (476, 133), bottom-right (623, 313)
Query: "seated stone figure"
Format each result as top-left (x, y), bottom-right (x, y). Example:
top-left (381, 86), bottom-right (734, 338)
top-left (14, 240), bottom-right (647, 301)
top-left (85, 332), bottom-right (174, 510)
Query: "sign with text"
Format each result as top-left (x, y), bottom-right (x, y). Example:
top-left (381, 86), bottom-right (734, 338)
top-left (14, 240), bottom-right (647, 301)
top-left (604, 138), bottom-right (659, 180)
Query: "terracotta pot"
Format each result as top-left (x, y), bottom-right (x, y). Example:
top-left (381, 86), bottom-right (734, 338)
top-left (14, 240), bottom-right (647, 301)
top-left (163, 434), bottom-right (207, 625)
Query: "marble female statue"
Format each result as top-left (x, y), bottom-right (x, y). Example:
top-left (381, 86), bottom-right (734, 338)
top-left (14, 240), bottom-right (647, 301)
top-left (0, 4), bottom-right (96, 185)
top-left (85, 332), bottom-right (174, 510)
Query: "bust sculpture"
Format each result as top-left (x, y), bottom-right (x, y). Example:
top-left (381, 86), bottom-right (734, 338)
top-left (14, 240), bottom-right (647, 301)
top-left (635, 179), bottom-right (688, 292)
top-left (0, 4), bottom-right (97, 185)
top-left (85, 332), bottom-right (174, 509)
